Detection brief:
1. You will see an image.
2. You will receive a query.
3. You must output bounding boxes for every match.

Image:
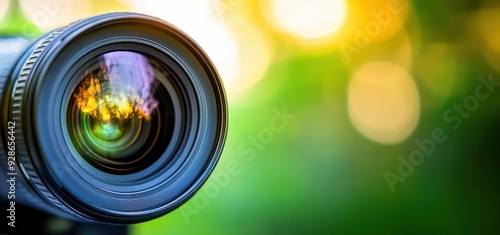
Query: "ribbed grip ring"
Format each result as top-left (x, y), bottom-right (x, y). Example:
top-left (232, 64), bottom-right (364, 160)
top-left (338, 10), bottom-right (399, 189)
top-left (9, 27), bottom-right (91, 221)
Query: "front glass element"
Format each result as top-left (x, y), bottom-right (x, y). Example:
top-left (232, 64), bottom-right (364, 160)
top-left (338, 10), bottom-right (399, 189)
top-left (67, 51), bottom-right (173, 173)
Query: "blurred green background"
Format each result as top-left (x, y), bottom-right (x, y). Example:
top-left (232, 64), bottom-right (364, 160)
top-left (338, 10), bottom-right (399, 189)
top-left (2, 0), bottom-right (500, 234)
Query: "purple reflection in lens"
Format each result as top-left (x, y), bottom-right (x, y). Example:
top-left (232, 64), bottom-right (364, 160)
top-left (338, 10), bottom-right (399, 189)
top-left (102, 51), bottom-right (159, 117)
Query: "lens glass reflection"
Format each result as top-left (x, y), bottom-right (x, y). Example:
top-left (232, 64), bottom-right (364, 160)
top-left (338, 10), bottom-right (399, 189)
top-left (67, 51), bottom-right (173, 172)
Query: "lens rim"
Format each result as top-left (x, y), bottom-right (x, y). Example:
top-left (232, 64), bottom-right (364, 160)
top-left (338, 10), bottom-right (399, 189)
top-left (8, 13), bottom-right (227, 223)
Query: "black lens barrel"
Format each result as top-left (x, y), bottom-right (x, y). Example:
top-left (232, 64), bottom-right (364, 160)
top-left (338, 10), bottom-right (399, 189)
top-left (0, 12), bottom-right (227, 224)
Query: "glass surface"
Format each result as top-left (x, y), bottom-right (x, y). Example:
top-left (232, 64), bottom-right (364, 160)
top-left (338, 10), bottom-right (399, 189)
top-left (68, 51), bottom-right (171, 171)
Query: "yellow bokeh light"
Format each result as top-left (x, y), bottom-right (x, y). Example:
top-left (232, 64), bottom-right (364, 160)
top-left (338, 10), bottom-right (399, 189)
top-left (88, 0), bottom-right (130, 15)
top-left (477, 8), bottom-right (500, 73)
top-left (478, 8), bottom-right (500, 54)
top-left (347, 0), bottom-right (410, 44)
top-left (272, 0), bottom-right (348, 40)
top-left (348, 61), bottom-right (420, 145)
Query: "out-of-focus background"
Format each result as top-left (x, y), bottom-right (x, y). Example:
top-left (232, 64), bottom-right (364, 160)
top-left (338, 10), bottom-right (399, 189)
top-left (1, 0), bottom-right (500, 234)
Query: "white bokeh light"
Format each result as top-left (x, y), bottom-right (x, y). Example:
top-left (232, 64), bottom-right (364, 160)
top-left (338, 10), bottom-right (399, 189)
top-left (0, 0), bottom-right (9, 21)
top-left (272, 0), bottom-right (348, 39)
top-left (19, 0), bottom-right (91, 31)
top-left (129, 0), bottom-right (239, 87)
top-left (229, 18), bottom-right (273, 91)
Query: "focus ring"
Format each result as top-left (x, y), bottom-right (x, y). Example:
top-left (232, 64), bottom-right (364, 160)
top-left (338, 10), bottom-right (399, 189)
top-left (0, 40), bottom-right (60, 216)
top-left (10, 27), bottom-right (89, 221)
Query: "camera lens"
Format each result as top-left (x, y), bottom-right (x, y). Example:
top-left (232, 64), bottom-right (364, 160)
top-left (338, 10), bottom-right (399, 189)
top-left (0, 13), bottom-right (227, 224)
top-left (67, 51), bottom-right (173, 173)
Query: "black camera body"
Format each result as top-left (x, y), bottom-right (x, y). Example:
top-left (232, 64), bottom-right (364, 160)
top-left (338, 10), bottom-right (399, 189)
top-left (0, 12), bottom-right (227, 224)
